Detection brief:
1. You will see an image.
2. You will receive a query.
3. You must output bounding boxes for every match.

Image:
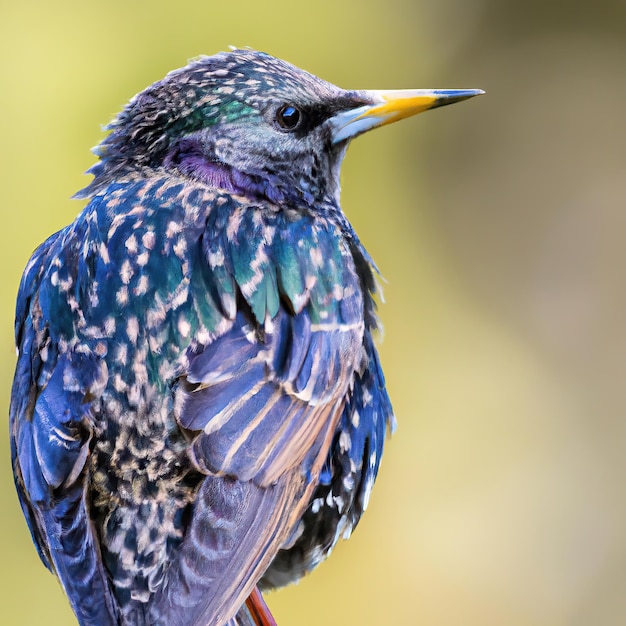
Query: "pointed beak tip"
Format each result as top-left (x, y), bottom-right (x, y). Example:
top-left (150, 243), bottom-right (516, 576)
top-left (431, 88), bottom-right (485, 106)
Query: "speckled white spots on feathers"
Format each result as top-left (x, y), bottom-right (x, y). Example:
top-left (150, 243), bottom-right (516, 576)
top-left (99, 242), bottom-right (111, 264)
top-left (126, 316), bottom-right (140, 344)
top-left (142, 230), bottom-right (156, 250)
top-left (338, 431), bottom-right (351, 453)
top-left (238, 245), bottom-right (270, 298)
top-left (226, 207), bottom-right (244, 241)
top-left (309, 247), bottom-right (323, 269)
top-left (116, 286), bottom-right (129, 306)
top-left (177, 315), bottom-right (191, 338)
top-left (134, 275), bottom-right (149, 296)
top-left (125, 234), bottom-right (139, 255)
top-left (120, 259), bottom-right (134, 285)
top-left (207, 249), bottom-right (225, 268)
top-left (136, 251), bottom-right (150, 266)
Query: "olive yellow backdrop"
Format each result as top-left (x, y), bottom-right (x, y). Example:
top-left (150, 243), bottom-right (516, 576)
top-left (2, 1), bottom-right (625, 624)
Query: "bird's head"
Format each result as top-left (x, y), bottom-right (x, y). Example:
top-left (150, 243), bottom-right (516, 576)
top-left (81, 49), bottom-right (482, 206)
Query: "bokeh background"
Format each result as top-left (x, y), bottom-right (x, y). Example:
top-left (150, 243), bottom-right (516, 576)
top-left (2, 1), bottom-right (625, 624)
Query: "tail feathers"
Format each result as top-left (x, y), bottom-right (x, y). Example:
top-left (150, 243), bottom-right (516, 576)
top-left (42, 486), bottom-right (120, 626)
top-left (151, 472), bottom-right (305, 626)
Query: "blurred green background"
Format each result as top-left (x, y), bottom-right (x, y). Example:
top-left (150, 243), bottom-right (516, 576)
top-left (2, 0), bottom-right (626, 624)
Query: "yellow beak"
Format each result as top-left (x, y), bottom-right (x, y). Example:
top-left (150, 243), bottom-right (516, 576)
top-left (330, 88), bottom-right (484, 144)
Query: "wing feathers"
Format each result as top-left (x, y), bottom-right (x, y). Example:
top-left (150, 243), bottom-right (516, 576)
top-left (179, 307), bottom-right (362, 486)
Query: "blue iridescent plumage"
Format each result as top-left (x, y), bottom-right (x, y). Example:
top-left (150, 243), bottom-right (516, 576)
top-left (10, 49), bottom-right (481, 625)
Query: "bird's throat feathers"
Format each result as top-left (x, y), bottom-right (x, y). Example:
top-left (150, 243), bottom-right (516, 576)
top-left (162, 138), bottom-right (304, 206)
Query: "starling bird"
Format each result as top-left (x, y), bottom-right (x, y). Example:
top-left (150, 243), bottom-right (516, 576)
top-left (10, 49), bottom-right (482, 626)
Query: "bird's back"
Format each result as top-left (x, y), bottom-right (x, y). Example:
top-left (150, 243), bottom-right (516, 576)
top-left (11, 169), bottom-right (390, 625)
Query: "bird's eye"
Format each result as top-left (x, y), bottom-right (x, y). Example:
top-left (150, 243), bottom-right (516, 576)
top-left (276, 104), bottom-right (302, 131)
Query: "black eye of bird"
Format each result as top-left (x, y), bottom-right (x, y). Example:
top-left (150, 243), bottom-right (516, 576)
top-left (276, 104), bottom-right (302, 131)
